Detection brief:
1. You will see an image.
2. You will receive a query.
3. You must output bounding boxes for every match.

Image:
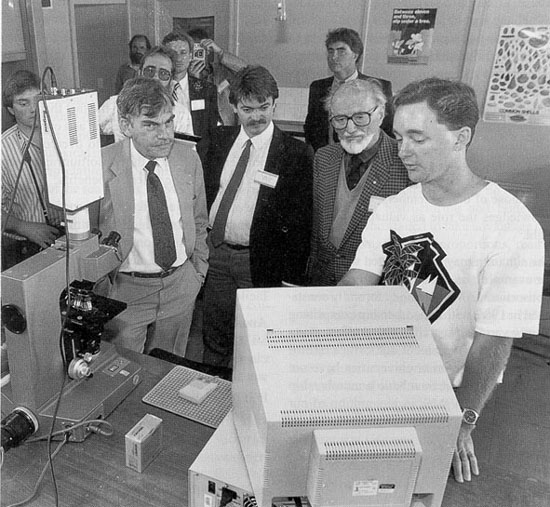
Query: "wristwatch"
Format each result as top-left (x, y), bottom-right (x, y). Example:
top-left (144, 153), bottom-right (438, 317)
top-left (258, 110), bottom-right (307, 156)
top-left (462, 408), bottom-right (480, 425)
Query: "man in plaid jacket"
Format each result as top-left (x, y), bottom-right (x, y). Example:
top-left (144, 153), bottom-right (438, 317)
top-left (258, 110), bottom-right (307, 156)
top-left (308, 79), bottom-right (409, 285)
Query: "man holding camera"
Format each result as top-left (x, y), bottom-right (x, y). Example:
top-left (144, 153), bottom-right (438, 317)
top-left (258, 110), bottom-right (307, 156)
top-left (162, 30), bottom-right (219, 164)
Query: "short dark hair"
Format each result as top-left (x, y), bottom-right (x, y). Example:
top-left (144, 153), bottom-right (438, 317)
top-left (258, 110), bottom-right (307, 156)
top-left (140, 45), bottom-right (176, 73)
top-left (394, 77), bottom-right (479, 140)
top-left (325, 27), bottom-right (363, 61)
top-left (162, 31), bottom-right (194, 52)
top-left (117, 77), bottom-right (173, 120)
top-left (2, 70), bottom-right (41, 110)
top-left (129, 34), bottom-right (151, 50)
top-left (188, 28), bottom-right (209, 42)
top-left (229, 65), bottom-right (279, 106)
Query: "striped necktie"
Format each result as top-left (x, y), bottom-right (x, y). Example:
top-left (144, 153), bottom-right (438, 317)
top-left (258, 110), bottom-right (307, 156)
top-left (172, 82), bottom-right (181, 102)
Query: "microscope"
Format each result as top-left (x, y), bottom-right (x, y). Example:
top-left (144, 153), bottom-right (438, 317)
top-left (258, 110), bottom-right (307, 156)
top-left (1, 87), bottom-right (141, 448)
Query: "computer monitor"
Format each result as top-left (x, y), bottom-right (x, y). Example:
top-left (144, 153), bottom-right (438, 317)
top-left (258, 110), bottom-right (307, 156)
top-left (232, 286), bottom-right (461, 507)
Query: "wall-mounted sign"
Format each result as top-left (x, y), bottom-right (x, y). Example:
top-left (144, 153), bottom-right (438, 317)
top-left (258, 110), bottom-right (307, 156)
top-left (388, 8), bottom-right (437, 65)
top-left (483, 25), bottom-right (550, 125)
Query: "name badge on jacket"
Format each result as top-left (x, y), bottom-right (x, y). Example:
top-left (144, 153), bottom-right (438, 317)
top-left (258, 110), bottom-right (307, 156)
top-left (255, 170), bottom-right (279, 188)
top-left (191, 99), bottom-right (205, 111)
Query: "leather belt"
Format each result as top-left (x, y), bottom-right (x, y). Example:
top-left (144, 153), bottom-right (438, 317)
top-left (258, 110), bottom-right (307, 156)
top-left (224, 243), bottom-right (249, 251)
top-left (119, 264), bottom-right (182, 279)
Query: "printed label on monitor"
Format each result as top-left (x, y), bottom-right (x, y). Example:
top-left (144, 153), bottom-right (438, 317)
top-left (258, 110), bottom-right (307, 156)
top-left (378, 483), bottom-right (396, 493)
top-left (353, 480), bottom-right (378, 496)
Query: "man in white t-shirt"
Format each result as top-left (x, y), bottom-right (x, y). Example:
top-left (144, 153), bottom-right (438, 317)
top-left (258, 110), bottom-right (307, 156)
top-left (339, 77), bottom-right (545, 484)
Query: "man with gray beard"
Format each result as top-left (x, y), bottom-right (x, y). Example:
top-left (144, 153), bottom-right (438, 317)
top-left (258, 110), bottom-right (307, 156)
top-left (308, 78), bottom-right (409, 286)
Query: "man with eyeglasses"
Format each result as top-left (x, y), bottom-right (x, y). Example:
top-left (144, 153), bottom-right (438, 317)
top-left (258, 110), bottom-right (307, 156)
top-left (304, 27), bottom-right (394, 153)
top-left (99, 46), bottom-right (176, 143)
top-left (307, 78), bottom-right (409, 286)
top-left (162, 31), bottom-right (219, 164)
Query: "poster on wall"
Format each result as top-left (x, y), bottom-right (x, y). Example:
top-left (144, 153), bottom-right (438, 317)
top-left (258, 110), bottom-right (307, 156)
top-left (387, 8), bottom-right (437, 65)
top-left (483, 25), bottom-right (550, 125)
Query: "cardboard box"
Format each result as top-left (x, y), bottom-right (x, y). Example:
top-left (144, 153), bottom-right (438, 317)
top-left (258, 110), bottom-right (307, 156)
top-left (125, 413), bottom-right (163, 473)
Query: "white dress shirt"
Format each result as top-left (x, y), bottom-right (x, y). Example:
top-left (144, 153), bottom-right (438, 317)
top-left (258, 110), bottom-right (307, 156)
top-left (209, 122), bottom-right (275, 246)
top-left (120, 141), bottom-right (188, 273)
top-left (172, 76), bottom-right (194, 135)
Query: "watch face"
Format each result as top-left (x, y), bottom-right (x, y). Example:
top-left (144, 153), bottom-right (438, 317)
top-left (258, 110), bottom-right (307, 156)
top-left (463, 409), bottom-right (478, 424)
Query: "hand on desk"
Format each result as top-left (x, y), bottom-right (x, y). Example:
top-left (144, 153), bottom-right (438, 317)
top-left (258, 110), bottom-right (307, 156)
top-left (452, 423), bottom-right (480, 483)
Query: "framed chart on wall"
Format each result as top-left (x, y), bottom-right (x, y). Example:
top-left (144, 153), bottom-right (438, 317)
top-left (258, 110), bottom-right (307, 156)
top-left (483, 25), bottom-right (550, 125)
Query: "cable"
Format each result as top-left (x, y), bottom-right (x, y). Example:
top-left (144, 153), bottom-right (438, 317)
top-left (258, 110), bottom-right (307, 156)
top-left (25, 418), bottom-right (114, 443)
top-left (5, 435), bottom-right (68, 507)
top-left (39, 65), bottom-right (71, 507)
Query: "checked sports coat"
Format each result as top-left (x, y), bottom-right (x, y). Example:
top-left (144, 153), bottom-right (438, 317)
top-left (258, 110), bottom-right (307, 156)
top-left (308, 131), bottom-right (410, 286)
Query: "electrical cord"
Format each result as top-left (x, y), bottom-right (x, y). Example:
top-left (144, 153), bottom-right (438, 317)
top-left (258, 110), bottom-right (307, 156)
top-left (5, 434), bottom-right (69, 507)
top-left (39, 65), bottom-right (71, 507)
top-left (25, 418), bottom-right (115, 443)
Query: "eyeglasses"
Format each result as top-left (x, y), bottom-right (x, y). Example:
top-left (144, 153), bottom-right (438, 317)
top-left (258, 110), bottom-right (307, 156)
top-left (142, 66), bottom-right (172, 81)
top-left (329, 106), bottom-right (378, 130)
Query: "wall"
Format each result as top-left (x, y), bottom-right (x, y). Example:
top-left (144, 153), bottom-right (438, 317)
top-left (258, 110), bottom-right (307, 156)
top-left (42, 0), bottom-right (75, 87)
top-left (235, 0), bottom-right (368, 88)
top-left (363, 0), bottom-right (475, 93)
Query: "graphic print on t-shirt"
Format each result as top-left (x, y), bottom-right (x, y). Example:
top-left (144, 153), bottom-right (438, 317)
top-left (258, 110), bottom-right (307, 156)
top-left (381, 230), bottom-right (460, 323)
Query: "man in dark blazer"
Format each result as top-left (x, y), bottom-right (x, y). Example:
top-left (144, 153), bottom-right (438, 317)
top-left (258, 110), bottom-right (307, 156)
top-left (94, 78), bottom-right (208, 356)
top-left (162, 31), bottom-right (219, 164)
top-left (202, 65), bottom-right (312, 367)
top-left (308, 78), bottom-right (409, 286)
top-left (304, 27), bottom-right (394, 152)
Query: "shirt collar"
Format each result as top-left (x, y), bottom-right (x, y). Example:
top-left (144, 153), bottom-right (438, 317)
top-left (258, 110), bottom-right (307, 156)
top-left (334, 69), bottom-right (359, 85)
top-left (347, 134), bottom-right (382, 165)
top-left (237, 121), bottom-right (274, 151)
top-left (16, 125), bottom-right (41, 150)
top-left (130, 140), bottom-right (168, 172)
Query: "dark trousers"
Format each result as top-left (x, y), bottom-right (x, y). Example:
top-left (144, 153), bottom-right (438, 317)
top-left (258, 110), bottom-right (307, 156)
top-left (202, 241), bottom-right (253, 367)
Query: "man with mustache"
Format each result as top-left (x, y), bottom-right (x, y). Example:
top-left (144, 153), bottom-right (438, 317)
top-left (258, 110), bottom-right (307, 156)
top-left (94, 77), bottom-right (208, 356)
top-left (202, 65), bottom-right (312, 367)
top-left (114, 34), bottom-right (151, 94)
top-left (308, 78), bottom-right (409, 286)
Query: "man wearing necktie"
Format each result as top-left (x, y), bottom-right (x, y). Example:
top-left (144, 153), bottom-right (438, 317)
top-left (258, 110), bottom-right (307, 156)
top-left (93, 78), bottom-right (209, 356)
top-left (308, 79), bottom-right (410, 286)
top-left (202, 65), bottom-right (313, 367)
top-left (162, 31), bottom-right (219, 165)
top-left (304, 27), bottom-right (394, 153)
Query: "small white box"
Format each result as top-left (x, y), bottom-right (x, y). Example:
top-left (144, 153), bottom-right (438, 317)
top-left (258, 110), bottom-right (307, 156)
top-left (125, 413), bottom-right (163, 473)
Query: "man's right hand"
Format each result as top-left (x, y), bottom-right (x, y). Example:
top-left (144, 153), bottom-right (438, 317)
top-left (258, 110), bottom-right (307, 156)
top-left (18, 222), bottom-right (60, 249)
top-left (200, 39), bottom-right (222, 55)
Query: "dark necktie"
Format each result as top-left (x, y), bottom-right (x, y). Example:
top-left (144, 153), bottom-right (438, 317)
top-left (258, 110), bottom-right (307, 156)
top-left (146, 160), bottom-right (177, 270)
top-left (346, 155), bottom-right (365, 190)
top-left (172, 82), bottom-right (181, 102)
top-left (210, 139), bottom-right (252, 247)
